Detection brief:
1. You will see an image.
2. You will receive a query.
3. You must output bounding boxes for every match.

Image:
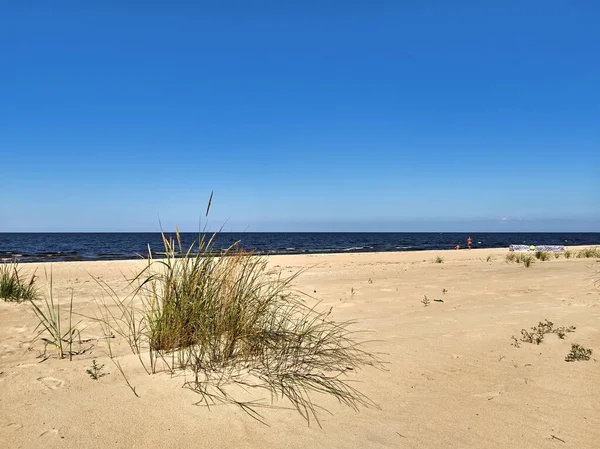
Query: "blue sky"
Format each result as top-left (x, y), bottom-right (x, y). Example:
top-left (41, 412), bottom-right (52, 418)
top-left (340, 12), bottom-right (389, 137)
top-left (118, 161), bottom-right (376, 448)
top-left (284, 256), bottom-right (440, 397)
top-left (1, 1), bottom-right (598, 232)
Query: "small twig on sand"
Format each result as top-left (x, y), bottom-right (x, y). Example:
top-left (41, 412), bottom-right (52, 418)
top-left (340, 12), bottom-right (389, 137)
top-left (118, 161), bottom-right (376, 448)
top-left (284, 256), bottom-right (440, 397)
top-left (80, 335), bottom-right (115, 343)
top-left (110, 358), bottom-right (140, 398)
top-left (550, 435), bottom-right (565, 443)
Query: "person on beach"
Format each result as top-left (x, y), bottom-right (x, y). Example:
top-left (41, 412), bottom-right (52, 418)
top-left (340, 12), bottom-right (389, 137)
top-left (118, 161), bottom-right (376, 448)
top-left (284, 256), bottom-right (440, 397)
top-left (455, 244), bottom-right (460, 250)
top-left (467, 236), bottom-right (472, 249)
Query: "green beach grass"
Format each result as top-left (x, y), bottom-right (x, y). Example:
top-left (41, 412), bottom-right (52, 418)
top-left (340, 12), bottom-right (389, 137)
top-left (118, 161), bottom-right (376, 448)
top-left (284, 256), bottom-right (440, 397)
top-left (0, 261), bottom-right (37, 302)
top-left (90, 225), bottom-right (381, 425)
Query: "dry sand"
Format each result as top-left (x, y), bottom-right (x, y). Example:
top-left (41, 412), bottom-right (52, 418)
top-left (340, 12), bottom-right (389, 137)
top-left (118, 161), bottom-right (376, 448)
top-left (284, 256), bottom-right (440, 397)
top-left (1, 247), bottom-right (599, 448)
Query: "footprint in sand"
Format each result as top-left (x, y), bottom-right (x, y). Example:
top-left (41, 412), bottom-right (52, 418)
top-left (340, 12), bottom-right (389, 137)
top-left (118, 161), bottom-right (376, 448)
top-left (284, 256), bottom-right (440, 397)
top-left (474, 390), bottom-right (504, 400)
top-left (4, 422), bottom-right (23, 431)
top-left (39, 428), bottom-right (60, 440)
top-left (17, 363), bottom-right (39, 369)
top-left (37, 377), bottom-right (65, 390)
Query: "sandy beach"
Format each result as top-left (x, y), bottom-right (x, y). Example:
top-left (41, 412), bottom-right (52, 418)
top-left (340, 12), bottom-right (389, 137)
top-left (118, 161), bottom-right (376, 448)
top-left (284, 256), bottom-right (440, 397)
top-left (1, 247), bottom-right (599, 449)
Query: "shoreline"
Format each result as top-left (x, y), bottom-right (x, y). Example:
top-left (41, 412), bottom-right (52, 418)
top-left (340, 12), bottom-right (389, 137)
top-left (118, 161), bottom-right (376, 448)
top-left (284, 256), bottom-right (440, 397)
top-left (5, 244), bottom-right (597, 268)
top-left (3, 232), bottom-right (599, 264)
top-left (4, 243), bottom-right (599, 265)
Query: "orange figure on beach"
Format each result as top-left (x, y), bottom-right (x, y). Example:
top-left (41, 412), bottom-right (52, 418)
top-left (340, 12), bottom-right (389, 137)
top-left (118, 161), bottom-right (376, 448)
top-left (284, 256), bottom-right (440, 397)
top-left (467, 236), bottom-right (472, 249)
top-left (455, 244), bottom-right (460, 250)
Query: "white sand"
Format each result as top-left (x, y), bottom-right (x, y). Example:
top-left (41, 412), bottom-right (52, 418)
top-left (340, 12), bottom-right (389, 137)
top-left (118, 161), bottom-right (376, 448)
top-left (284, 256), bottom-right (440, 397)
top-left (1, 248), bottom-right (599, 448)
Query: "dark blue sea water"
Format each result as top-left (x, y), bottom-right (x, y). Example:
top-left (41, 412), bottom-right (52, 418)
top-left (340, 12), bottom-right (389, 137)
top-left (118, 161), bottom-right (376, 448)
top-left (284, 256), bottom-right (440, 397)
top-left (1, 233), bottom-right (599, 263)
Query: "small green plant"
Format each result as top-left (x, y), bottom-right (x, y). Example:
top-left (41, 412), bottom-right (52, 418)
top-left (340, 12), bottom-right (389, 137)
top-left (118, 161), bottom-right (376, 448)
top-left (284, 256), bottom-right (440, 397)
top-left (30, 270), bottom-right (82, 360)
top-left (520, 327), bottom-right (544, 344)
top-left (554, 252), bottom-right (561, 259)
top-left (486, 255), bottom-right (492, 262)
top-left (421, 295), bottom-right (430, 307)
top-left (517, 320), bottom-right (575, 345)
top-left (442, 288), bottom-right (448, 294)
top-left (565, 344), bottom-right (592, 362)
top-left (506, 253), bottom-right (517, 263)
top-left (564, 250), bottom-right (572, 259)
top-left (0, 261), bottom-right (37, 302)
top-left (510, 336), bottom-right (521, 348)
top-left (534, 251), bottom-right (550, 261)
top-left (86, 360), bottom-right (106, 380)
top-left (556, 326), bottom-right (576, 339)
top-left (577, 247), bottom-right (600, 258)
top-left (434, 256), bottom-right (444, 263)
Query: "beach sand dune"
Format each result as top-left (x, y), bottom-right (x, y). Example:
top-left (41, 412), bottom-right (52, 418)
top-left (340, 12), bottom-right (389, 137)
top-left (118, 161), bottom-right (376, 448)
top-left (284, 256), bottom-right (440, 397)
top-left (1, 248), bottom-right (598, 448)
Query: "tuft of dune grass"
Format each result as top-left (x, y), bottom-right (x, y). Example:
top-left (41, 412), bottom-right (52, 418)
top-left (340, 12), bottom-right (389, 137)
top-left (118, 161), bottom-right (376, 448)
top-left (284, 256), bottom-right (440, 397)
top-left (0, 261), bottom-right (37, 302)
top-left (29, 269), bottom-right (81, 360)
top-left (521, 255), bottom-right (534, 267)
top-left (535, 251), bottom-right (550, 261)
top-left (505, 252), bottom-right (534, 267)
top-left (564, 250), bottom-right (572, 259)
top-left (577, 247), bottom-right (600, 259)
top-left (96, 229), bottom-right (382, 426)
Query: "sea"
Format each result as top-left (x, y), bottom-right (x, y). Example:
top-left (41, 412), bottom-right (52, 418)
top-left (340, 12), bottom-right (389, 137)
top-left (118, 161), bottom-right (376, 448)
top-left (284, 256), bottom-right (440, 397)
top-left (1, 232), bottom-right (599, 263)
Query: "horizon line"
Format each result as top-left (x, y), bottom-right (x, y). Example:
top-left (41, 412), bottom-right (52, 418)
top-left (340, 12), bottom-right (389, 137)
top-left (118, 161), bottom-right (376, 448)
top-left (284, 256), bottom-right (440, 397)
top-left (1, 230), bottom-right (598, 234)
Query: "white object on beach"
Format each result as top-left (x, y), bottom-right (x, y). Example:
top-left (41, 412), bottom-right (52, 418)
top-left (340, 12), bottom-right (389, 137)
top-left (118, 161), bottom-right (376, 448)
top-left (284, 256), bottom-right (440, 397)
top-left (509, 245), bottom-right (565, 252)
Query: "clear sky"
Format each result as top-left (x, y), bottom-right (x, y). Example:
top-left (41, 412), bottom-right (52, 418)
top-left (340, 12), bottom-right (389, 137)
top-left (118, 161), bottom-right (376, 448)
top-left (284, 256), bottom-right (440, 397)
top-left (1, 1), bottom-right (598, 232)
